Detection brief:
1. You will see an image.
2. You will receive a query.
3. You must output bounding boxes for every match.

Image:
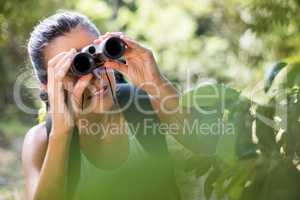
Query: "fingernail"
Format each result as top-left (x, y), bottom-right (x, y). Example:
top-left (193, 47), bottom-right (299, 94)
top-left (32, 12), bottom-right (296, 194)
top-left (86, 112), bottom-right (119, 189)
top-left (94, 39), bottom-right (101, 44)
top-left (69, 48), bottom-right (74, 54)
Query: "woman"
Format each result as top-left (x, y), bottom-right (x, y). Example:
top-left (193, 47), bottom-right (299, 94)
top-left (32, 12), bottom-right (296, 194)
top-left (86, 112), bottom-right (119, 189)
top-left (22, 11), bottom-right (215, 200)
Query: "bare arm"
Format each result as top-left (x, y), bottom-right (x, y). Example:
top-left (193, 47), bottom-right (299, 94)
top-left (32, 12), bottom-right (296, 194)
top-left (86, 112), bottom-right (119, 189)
top-left (22, 124), bottom-right (72, 200)
top-left (22, 49), bottom-right (92, 200)
top-left (146, 76), bottom-right (218, 156)
top-left (104, 32), bottom-right (218, 155)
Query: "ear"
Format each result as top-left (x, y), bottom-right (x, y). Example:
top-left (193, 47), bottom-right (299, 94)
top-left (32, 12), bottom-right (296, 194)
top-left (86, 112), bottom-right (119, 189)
top-left (40, 83), bottom-right (47, 92)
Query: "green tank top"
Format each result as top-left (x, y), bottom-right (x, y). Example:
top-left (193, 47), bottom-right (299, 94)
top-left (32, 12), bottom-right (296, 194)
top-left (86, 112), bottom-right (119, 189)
top-left (73, 134), bottom-right (180, 200)
top-left (43, 84), bottom-right (181, 199)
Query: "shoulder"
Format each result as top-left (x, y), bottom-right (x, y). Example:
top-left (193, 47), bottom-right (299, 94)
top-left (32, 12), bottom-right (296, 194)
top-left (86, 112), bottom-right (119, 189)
top-left (23, 122), bottom-right (48, 148)
top-left (22, 123), bottom-right (48, 167)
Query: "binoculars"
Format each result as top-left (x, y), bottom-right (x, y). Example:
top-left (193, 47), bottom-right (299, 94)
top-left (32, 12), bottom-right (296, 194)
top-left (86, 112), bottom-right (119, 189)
top-left (71, 37), bottom-right (126, 76)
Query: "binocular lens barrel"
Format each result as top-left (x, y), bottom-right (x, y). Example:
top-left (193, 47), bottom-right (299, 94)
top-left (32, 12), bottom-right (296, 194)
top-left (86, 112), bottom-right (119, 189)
top-left (71, 37), bottom-right (125, 76)
top-left (103, 37), bottom-right (125, 59)
top-left (72, 53), bottom-right (94, 75)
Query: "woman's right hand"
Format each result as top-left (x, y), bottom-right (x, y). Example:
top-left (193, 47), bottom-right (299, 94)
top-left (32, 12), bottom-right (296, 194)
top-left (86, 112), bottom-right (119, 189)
top-left (47, 48), bottom-right (92, 135)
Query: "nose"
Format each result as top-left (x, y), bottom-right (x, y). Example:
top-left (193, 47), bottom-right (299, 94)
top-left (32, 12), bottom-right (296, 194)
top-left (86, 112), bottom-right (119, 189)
top-left (90, 68), bottom-right (108, 88)
top-left (92, 67), bottom-right (104, 80)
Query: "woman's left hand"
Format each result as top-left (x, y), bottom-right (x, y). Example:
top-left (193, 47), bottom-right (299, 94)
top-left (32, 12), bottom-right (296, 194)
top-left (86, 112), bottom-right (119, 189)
top-left (94, 32), bottom-right (163, 89)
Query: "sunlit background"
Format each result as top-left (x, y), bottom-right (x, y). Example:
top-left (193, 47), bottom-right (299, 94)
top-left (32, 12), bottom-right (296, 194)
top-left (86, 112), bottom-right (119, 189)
top-left (0, 0), bottom-right (299, 199)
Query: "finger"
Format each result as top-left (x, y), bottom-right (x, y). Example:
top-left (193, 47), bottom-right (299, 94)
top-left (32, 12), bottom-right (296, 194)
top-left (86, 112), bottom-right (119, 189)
top-left (71, 74), bottom-right (93, 106)
top-left (104, 32), bottom-right (123, 38)
top-left (48, 52), bottom-right (68, 67)
top-left (119, 35), bottom-right (142, 48)
top-left (94, 32), bottom-right (124, 44)
top-left (53, 49), bottom-right (76, 80)
top-left (55, 57), bottom-right (74, 80)
top-left (94, 37), bottom-right (106, 44)
top-left (94, 32), bottom-right (112, 44)
top-left (54, 48), bottom-right (76, 70)
top-left (63, 76), bottom-right (75, 92)
top-left (48, 51), bottom-right (71, 80)
top-left (108, 32), bottom-right (123, 36)
top-left (104, 60), bottom-right (128, 74)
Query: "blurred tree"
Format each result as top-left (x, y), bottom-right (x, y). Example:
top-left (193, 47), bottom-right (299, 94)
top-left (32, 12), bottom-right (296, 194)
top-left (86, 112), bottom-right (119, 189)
top-left (0, 0), bottom-right (76, 126)
top-left (1, 0), bottom-right (300, 199)
top-left (0, 0), bottom-right (298, 141)
top-left (0, 0), bottom-right (300, 130)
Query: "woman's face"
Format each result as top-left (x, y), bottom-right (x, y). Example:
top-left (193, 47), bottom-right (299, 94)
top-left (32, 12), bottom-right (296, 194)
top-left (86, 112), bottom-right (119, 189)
top-left (44, 26), bottom-right (116, 114)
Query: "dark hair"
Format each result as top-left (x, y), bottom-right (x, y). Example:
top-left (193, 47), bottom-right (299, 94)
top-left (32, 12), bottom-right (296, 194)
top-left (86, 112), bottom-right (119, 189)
top-left (27, 10), bottom-right (100, 84)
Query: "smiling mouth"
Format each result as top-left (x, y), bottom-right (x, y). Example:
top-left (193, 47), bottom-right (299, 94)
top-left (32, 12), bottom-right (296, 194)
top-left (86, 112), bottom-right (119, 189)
top-left (88, 85), bottom-right (109, 100)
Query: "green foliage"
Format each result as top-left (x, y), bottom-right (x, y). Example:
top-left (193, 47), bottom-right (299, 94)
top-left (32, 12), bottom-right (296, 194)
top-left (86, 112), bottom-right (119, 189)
top-left (1, 0), bottom-right (299, 130)
top-left (1, 0), bottom-right (300, 199)
top-left (180, 61), bottom-right (300, 199)
top-left (264, 61), bottom-right (287, 92)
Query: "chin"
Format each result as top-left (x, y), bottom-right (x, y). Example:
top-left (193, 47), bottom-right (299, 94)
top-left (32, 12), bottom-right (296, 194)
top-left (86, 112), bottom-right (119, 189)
top-left (81, 76), bottom-right (117, 114)
top-left (88, 91), bottom-right (115, 114)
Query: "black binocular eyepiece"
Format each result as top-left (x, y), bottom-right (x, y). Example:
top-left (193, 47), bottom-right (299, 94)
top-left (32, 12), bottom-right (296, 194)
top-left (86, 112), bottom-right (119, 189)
top-left (71, 37), bottom-right (125, 76)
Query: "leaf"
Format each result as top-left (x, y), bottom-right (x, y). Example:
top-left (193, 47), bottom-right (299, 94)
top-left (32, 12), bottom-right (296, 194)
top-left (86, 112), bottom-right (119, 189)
top-left (185, 155), bottom-right (214, 177)
top-left (204, 167), bottom-right (221, 200)
top-left (229, 97), bottom-right (257, 160)
top-left (268, 61), bottom-right (300, 95)
top-left (180, 83), bottom-right (240, 108)
top-left (264, 61), bottom-right (287, 92)
top-left (214, 165), bottom-right (237, 199)
top-left (225, 160), bottom-right (255, 200)
top-left (181, 84), bottom-right (243, 166)
top-left (255, 105), bottom-right (278, 155)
